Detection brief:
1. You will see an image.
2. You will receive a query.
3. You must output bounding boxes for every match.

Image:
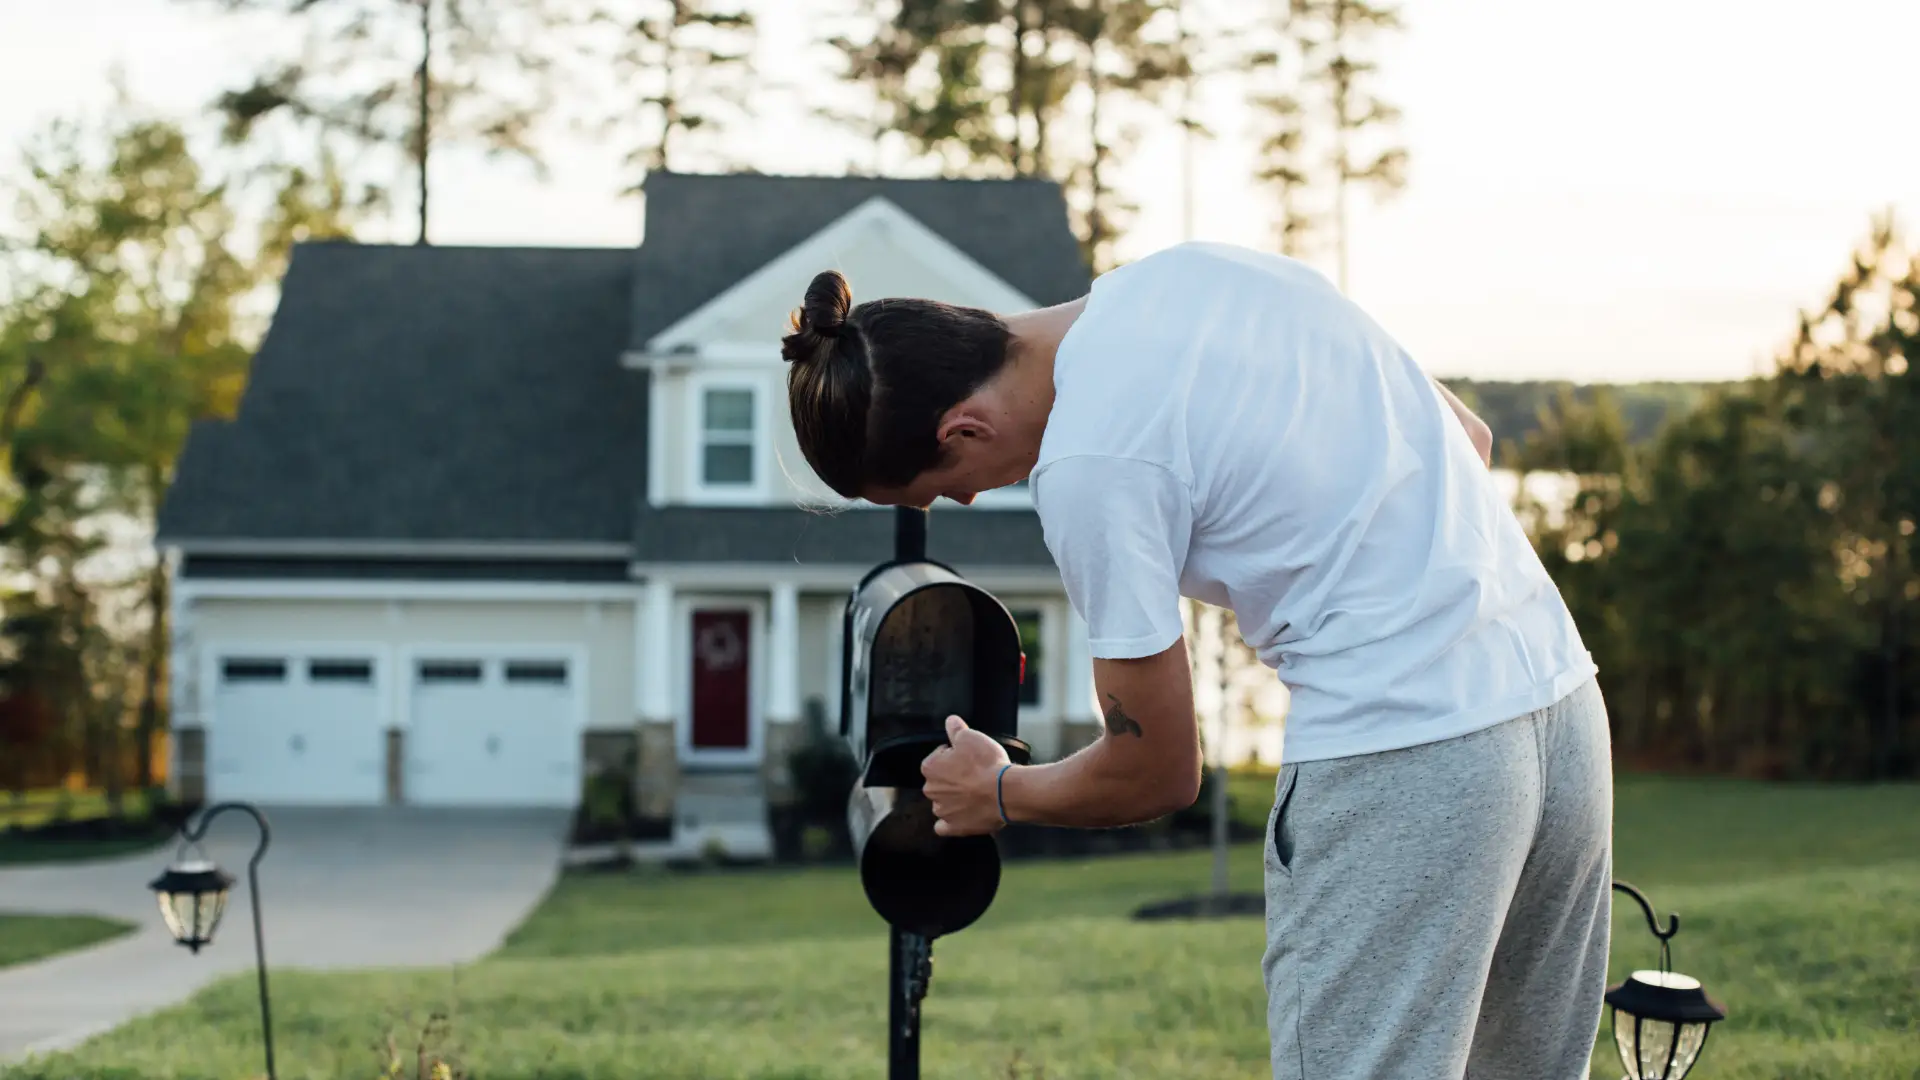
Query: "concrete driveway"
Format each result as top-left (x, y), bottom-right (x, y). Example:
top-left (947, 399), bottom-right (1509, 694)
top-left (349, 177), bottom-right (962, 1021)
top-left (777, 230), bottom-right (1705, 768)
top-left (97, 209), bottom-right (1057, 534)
top-left (0, 807), bottom-right (569, 1063)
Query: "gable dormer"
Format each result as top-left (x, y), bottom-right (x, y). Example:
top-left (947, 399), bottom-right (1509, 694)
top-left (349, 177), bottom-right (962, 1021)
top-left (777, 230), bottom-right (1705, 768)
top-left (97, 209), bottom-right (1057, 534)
top-left (623, 174), bottom-right (1089, 511)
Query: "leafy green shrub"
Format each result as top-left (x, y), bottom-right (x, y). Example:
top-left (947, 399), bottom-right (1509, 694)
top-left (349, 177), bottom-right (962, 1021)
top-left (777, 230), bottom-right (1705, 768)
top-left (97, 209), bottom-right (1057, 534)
top-left (786, 698), bottom-right (858, 857)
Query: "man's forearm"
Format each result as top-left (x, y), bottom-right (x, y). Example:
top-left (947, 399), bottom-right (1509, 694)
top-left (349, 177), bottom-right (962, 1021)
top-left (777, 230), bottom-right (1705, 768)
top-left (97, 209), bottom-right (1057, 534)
top-left (994, 642), bottom-right (1202, 829)
top-left (1000, 735), bottom-right (1198, 829)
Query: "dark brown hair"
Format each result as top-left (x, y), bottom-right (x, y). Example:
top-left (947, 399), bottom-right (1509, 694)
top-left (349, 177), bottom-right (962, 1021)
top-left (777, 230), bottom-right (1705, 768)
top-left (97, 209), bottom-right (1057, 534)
top-left (782, 270), bottom-right (1013, 499)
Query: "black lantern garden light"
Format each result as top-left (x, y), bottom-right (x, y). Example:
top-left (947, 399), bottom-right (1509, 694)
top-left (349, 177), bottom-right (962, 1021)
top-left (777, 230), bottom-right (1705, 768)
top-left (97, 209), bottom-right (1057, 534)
top-left (1605, 881), bottom-right (1727, 1080)
top-left (148, 801), bottom-right (277, 1080)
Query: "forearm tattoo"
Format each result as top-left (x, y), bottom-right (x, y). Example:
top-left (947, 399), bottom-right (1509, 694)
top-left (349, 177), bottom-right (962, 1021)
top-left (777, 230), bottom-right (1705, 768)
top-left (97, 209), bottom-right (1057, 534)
top-left (1103, 693), bottom-right (1144, 738)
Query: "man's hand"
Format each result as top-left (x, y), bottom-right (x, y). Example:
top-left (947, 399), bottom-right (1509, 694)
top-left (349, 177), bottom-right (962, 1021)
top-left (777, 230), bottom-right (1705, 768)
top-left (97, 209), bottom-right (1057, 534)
top-left (922, 714), bottom-right (1012, 837)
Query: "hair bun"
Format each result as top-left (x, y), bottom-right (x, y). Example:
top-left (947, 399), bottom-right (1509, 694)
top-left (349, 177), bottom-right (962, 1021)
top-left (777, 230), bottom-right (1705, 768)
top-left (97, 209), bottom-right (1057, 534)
top-left (782, 270), bottom-right (853, 363)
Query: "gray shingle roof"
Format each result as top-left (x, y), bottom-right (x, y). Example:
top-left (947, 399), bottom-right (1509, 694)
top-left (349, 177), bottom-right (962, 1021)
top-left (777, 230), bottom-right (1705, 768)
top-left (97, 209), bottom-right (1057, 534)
top-left (158, 243), bottom-right (645, 544)
top-left (628, 172), bottom-right (1091, 348)
top-left (160, 172), bottom-right (1089, 571)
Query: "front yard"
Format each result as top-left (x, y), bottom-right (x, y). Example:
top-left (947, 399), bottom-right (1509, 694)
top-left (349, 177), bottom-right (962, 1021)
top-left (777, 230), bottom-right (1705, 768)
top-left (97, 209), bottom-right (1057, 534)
top-left (5, 775), bottom-right (1916, 1079)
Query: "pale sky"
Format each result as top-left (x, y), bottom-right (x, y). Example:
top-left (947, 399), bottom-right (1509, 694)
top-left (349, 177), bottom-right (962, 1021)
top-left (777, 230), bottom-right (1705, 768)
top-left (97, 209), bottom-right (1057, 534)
top-left (2, 0), bottom-right (1916, 383)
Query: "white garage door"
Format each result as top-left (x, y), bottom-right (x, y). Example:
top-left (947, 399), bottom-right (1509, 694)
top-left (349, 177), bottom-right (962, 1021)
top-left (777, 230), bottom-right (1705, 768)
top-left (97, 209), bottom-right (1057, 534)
top-left (207, 654), bottom-right (386, 806)
top-left (406, 656), bottom-right (580, 807)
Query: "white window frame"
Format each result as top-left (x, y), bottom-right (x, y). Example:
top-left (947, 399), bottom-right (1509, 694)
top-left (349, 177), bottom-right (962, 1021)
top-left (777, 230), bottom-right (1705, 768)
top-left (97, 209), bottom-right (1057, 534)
top-left (686, 372), bottom-right (772, 504)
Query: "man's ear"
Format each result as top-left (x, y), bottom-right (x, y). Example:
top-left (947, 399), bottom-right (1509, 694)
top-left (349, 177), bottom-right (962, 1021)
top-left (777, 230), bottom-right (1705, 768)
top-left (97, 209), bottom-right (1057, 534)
top-left (935, 405), bottom-right (995, 446)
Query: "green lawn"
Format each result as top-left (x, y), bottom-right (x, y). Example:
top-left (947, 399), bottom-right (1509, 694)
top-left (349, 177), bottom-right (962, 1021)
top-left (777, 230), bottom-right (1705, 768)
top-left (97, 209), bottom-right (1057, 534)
top-left (6, 776), bottom-right (1917, 1080)
top-left (0, 914), bottom-right (137, 971)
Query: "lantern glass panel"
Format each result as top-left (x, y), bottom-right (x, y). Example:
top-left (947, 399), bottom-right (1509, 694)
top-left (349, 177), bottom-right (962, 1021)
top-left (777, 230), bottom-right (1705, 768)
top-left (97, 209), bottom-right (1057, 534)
top-left (1615, 1015), bottom-right (1668, 1079)
top-left (1614, 971), bottom-right (1712, 1080)
top-left (157, 881), bottom-right (230, 945)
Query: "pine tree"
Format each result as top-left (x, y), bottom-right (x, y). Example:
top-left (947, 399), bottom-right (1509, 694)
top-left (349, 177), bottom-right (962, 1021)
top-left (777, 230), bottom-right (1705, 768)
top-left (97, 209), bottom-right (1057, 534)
top-left (570, 0), bottom-right (757, 185)
top-left (1290, 0), bottom-right (1407, 291)
top-left (819, 0), bottom-right (1020, 177)
top-left (178, 0), bottom-right (570, 244)
top-left (1248, 81), bottom-right (1318, 256)
top-left (1062, 0), bottom-right (1183, 272)
top-left (825, 0), bottom-right (1188, 268)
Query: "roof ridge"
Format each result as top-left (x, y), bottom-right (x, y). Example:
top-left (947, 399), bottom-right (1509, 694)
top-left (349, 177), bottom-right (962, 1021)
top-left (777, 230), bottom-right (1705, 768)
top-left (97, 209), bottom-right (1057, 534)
top-left (293, 240), bottom-right (635, 255)
top-left (643, 169), bottom-right (1060, 188)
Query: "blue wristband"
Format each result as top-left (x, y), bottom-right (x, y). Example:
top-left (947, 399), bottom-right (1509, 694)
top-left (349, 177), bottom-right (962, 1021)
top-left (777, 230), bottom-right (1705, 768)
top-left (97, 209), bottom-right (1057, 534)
top-left (996, 763), bottom-right (1015, 825)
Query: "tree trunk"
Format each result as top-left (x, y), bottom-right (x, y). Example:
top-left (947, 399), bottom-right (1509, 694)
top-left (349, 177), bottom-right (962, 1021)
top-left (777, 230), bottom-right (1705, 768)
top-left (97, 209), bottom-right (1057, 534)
top-left (135, 553), bottom-right (169, 791)
top-left (1086, 138), bottom-right (1106, 265)
top-left (1194, 605), bottom-right (1230, 901)
top-left (1331, 4), bottom-right (1352, 293)
top-left (1209, 765), bottom-right (1229, 899)
top-left (102, 691), bottom-right (125, 820)
top-left (415, 0), bottom-right (432, 246)
top-left (1175, 0), bottom-right (1196, 243)
top-left (1009, 0), bottom-right (1031, 173)
top-left (1084, 28), bottom-right (1107, 269)
top-left (1030, 3), bottom-right (1051, 176)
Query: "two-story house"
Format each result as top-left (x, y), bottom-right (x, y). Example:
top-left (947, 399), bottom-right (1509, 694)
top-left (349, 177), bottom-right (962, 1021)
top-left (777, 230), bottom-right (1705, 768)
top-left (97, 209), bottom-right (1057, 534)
top-left (154, 172), bottom-right (1104, 857)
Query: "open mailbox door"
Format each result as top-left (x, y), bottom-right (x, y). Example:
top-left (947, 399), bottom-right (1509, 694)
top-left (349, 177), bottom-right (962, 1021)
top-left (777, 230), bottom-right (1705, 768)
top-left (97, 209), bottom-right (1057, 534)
top-left (840, 560), bottom-right (1032, 938)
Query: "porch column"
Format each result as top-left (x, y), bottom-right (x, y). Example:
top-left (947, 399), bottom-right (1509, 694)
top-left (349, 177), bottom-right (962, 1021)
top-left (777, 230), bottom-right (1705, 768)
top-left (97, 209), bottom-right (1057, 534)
top-left (768, 581), bottom-right (800, 724)
top-left (763, 581), bottom-right (803, 812)
top-left (167, 581), bottom-right (206, 803)
top-left (1061, 608), bottom-right (1101, 756)
top-left (635, 577), bottom-right (678, 826)
top-left (824, 598), bottom-right (845, 729)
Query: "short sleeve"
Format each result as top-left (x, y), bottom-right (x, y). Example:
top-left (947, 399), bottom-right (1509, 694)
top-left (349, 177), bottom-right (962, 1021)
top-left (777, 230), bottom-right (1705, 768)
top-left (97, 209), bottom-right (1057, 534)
top-left (1031, 455), bottom-right (1193, 660)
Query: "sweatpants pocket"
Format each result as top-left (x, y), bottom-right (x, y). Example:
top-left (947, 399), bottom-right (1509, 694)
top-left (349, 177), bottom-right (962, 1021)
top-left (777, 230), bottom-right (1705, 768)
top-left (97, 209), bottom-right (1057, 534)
top-left (1267, 764), bottom-right (1299, 876)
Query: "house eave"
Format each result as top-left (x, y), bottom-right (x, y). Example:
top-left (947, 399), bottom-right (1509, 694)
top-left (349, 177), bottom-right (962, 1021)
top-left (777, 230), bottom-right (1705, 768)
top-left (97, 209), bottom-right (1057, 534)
top-left (161, 538), bottom-right (636, 559)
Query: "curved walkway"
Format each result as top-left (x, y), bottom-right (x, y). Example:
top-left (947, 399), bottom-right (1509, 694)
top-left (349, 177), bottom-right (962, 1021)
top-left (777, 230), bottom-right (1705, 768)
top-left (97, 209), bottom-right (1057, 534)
top-left (0, 808), bottom-right (567, 1063)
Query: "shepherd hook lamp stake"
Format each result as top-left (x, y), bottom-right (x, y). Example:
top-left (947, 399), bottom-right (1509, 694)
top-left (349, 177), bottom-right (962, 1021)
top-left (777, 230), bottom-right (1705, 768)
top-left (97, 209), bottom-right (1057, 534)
top-left (148, 801), bottom-right (276, 1080)
top-left (1605, 880), bottom-right (1727, 1080)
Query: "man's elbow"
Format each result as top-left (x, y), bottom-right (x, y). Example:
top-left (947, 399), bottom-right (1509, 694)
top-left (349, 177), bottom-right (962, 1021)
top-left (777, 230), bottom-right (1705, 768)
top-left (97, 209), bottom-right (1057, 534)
top-left (1468, 419), bottom-right (1494, 465)
top-left (1150, 761), bottom-right (1204, 819)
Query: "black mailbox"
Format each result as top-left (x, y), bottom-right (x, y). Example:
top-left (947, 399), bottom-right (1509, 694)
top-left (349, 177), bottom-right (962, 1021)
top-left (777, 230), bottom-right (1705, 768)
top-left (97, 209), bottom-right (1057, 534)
top-left (841, 561), bottom-right (1032, 938)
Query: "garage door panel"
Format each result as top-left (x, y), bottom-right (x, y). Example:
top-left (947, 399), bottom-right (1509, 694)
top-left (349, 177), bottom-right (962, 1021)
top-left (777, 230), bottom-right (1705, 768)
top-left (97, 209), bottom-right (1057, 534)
top-left (407, 656), bottom-right (580, 808)
top-left (208, 653), bottom-right (385, 806)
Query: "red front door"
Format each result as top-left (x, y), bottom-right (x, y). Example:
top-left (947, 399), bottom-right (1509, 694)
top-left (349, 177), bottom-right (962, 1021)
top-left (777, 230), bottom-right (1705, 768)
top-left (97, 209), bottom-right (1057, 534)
top-left (690, 609), bottom-right (751, 750)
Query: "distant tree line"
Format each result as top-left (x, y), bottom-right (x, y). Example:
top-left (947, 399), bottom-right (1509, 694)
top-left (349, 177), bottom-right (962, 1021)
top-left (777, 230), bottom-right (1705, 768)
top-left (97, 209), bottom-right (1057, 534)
top-left (1507, 215), bottom-right (1918, 781)
top-left (1442, 379), bottom-right (1715, 456)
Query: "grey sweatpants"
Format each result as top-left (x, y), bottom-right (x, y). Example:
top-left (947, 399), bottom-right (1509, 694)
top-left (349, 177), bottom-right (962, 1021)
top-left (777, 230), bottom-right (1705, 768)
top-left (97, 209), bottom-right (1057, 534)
top-left (1261, 677), bottom-right (1613, 1080)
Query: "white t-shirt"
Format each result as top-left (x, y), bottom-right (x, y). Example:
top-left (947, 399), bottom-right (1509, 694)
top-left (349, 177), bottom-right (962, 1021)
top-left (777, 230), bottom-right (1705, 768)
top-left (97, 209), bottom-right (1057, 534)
top-left (1032, 241), bottom-right (1597, 763)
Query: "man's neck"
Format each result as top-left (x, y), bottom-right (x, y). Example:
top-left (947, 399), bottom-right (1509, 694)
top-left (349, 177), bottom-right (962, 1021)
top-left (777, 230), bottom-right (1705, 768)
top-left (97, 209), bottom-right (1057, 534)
top-left (998, 296), bottom-right (1086, 464)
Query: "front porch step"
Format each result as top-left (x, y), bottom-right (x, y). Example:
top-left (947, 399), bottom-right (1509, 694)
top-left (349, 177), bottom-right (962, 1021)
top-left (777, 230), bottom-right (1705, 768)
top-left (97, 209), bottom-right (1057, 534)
top-left (676, 768), bottom-right (765, 799)
top-left (674, 791), bottom-right (765, 829)
top-left (673, 770), bottom-right (771, 860)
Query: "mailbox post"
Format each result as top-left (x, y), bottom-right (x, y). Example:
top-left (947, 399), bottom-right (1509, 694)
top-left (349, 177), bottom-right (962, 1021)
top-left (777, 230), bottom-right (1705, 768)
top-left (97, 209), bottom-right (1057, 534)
top-left (842, 506), bottom-right (1032, 1079)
